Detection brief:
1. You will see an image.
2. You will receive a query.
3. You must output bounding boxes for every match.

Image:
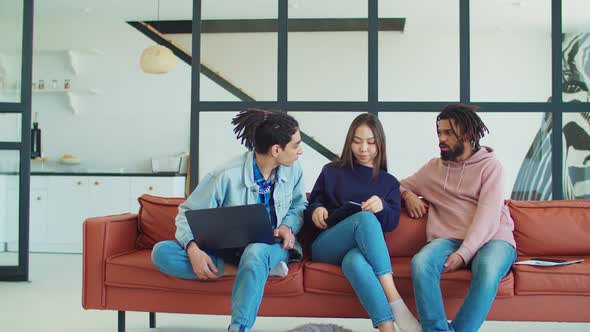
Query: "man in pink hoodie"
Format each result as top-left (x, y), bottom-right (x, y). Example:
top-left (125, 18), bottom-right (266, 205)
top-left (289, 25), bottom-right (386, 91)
top-left (400, 104), bottom-right (516, 332)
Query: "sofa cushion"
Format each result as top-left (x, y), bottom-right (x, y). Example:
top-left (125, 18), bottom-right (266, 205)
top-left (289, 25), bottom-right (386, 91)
top-left (105, 249), bottom-right (304, 296)
top-left (136, 194), bottom-right (184, 249)
top-left (508, 200), bottom-right (590, 256)
top-left (303, 258), bottom-right (514, 298)
top-left (513, 256), bottom-right (590, 295)
top-left (384, 211), bottom-right (428, 257)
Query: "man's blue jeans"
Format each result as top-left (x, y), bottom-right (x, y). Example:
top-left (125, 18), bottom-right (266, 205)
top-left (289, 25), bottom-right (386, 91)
top-left (151, 240), bottom-right (289, 332)
top-left (312, 211), bottom-right (394, 327)
top-left (411, 238), bottom-right (516, 332)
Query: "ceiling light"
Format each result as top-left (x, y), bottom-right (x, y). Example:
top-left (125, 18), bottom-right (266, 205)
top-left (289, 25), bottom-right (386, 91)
top-left (140, 0), bottom-right (176, 74)
top-left (140, 45), bottom-right (176, 74)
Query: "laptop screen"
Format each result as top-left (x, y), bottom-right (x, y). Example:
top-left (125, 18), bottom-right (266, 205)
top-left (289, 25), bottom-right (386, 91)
top-left (185, 204), bottom-right (278, 250)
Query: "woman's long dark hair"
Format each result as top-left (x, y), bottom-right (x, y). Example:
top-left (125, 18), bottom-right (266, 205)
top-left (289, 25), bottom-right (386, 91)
top-left (232, 109), bottom-right (299, 153)
top-left (331, 113), bottom-right (387, 180)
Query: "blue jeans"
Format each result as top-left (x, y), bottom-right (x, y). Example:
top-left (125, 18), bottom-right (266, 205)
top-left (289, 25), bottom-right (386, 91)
top-left (411, 238), bottom-right (516, 332)
top-left (151, 240), bottom-right (289, 332)
top-left (312, 211), bottom-right (394, 327)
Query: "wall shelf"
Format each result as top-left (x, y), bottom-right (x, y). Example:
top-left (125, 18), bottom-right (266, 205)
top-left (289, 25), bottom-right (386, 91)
top-left (2, 48), bottom-right (103, 113)
top-left (31, 88), bottom-right (102, 114)
top-left (32, 49), bottom-right (103, 114)
top-left (32, 89), bottom-right (100, 94)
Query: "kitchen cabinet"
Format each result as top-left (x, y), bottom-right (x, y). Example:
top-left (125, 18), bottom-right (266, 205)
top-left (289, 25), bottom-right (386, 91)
top-left (25, 177), bottom-right (48, 251)
top-left (87, 176), bottom-right (131, 218)
top-left (28, 175), bottom-right (185, 253)
top-left (29, 189), bottom-right (48, 251)
top-left (46, 176), bottom-right (89, 252)
top-left (2, 175), bottom-right (19, 252)
top-left (130, 176), bottom-right (186, 213)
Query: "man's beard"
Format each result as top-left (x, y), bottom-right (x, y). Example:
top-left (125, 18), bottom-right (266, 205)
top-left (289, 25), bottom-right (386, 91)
top-left (440, 141), bottom-right (465, 161)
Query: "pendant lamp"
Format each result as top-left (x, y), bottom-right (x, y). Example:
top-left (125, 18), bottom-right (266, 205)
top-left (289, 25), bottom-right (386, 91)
top-left (140, 0), bottom-right (176, 74)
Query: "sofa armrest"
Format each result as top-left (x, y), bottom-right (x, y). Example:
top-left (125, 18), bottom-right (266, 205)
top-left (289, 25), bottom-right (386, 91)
top-left (82, 213), bottom-right (139, 310)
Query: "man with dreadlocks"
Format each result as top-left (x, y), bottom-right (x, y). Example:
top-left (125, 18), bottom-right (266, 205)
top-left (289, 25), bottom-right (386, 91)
top-left (400, 104), bottom-right (516, 332)
top-left (151, 109), bottom-right (306, 332)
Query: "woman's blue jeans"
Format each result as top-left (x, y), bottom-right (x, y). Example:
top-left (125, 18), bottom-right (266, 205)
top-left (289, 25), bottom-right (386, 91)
top-left (312, 211), bottom-right (394, 327)
top-left (411, 238), bottom-right (516, 332)
top-left (151, 240), bottom-right (289, 332)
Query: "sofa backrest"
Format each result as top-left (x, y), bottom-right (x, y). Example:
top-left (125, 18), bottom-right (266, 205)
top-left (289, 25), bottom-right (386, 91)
top-left (135, 194), bottom-right (428, 258)
top-left (136, 194), bottom-right (590, 258)
top-left (384, 211), bottom-right (428, 257)
top-left (508, 199), bottom-right (590, 256)
top-left (136, 194), bottom-right (185, 249)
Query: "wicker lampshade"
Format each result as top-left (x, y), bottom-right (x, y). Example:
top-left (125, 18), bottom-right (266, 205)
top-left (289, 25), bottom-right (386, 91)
top-left (140, 45), bottom-right (176, 74)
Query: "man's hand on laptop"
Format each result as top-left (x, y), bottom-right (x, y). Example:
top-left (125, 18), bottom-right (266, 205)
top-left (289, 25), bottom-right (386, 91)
top-left (187, 241), bottom-right (219, 279)
top-left (274, 225), bottom-right (295, 250)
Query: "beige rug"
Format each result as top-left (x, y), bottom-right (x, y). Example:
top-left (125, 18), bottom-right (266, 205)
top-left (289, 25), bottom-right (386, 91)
top-left (287, 324), bottom-right (355, 332)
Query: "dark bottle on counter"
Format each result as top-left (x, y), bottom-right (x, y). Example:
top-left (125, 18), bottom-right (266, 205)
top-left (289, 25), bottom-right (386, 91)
top-left (31, 112), bottom-right (42, 159)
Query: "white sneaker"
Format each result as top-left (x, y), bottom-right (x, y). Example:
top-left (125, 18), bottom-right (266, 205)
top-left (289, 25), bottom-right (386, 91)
top-left (269, 261), bottom-right (289, 277)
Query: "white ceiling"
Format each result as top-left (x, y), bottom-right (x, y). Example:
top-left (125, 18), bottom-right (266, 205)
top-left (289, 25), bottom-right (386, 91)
top-left (0, 0), bottom-right (589, 32)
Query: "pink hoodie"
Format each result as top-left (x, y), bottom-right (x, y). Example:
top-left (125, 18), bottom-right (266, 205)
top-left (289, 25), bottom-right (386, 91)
top-left (400, 147), bottom-right (516, 264)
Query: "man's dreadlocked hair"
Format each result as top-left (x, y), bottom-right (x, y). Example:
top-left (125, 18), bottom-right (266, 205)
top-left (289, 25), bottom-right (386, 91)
top-left (232, 109), bottom-right (299, 153)
top-left (437, 104), bottom-right (489, 150)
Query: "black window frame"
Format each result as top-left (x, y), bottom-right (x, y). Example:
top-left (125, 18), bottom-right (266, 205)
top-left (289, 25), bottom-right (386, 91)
top-left (0, 0), bottom-right (34, 281)
top-left (185, 0), bottom-right (579, 202)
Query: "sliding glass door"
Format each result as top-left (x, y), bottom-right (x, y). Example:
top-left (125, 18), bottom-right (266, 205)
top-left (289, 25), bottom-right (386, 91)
top-left (0, 0), bottom-right (33, 281)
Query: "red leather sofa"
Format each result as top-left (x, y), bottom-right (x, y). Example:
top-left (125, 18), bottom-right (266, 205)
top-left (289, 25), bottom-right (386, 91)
top-left (82, 195), bottom-right (590, 331)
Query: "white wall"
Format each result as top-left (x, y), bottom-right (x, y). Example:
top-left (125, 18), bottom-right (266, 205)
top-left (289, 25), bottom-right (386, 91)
top-left (198, 112), bottom-right (331, 191)
top-left (380, 112), bottom-right (542, 199)
top-left (0, 114), bottom-right (21, 143)
top-left (186, 28), bottom-right (550, 196)
top-left (378, 30), bottom-right (460, 102)
top-left (30, 18), bottom-right (195, 172)
top-left (0, 18), bottom-right (24, 104)
top-left (196, 109), bottom-right (542, 198)
top-left (471, 31), bottom-right (551, 102)
top-left (204, 33), bottom-right (278, 101)
top-left (1, 12), bottom-right (556, 196)
top-left (181, 29), bottom-right (551, 103)
top-left (170, 32), bottom-right (278, 101)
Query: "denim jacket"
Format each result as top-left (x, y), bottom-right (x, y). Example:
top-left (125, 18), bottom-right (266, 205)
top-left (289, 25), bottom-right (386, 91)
top-left (175, 151), bottom-right (307, 260)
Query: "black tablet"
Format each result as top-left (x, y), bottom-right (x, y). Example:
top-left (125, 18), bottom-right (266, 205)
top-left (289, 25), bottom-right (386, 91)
top-left (325, 202), bottom-right (363, 228)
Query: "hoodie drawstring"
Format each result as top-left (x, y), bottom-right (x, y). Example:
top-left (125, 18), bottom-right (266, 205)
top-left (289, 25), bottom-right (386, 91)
top-left (457, 163), bottom-right (466, 192)
top-left (443, 164), bottom-right (450, 191)
top-left (442, 147), bottom-right (490, 193)
top-left (443, 163), bottom-right (466, 192)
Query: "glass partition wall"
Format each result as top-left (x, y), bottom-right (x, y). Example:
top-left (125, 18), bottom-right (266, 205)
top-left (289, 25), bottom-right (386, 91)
top-left (1, 0), bottom-right (588, 281)
top-left (0, 0), bottom-right (33, 281)
top-left (191, 0), bottom-right (587, 204)
top-left (191, 0), bottom-right (590, 200)
top-left (562, 0), bottom-right (590, 199)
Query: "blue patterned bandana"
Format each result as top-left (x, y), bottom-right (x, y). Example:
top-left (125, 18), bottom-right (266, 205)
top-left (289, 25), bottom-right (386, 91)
top-left (253, 156), bottom-right (278, 229)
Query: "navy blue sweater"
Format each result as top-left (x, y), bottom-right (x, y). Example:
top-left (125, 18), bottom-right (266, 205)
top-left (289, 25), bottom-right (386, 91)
top-left (305, 163), bottom-right (401, 232)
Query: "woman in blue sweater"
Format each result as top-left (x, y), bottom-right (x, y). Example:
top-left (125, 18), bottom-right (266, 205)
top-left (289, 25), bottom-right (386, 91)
top-left (306, 113), bottom-right (420, 332)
